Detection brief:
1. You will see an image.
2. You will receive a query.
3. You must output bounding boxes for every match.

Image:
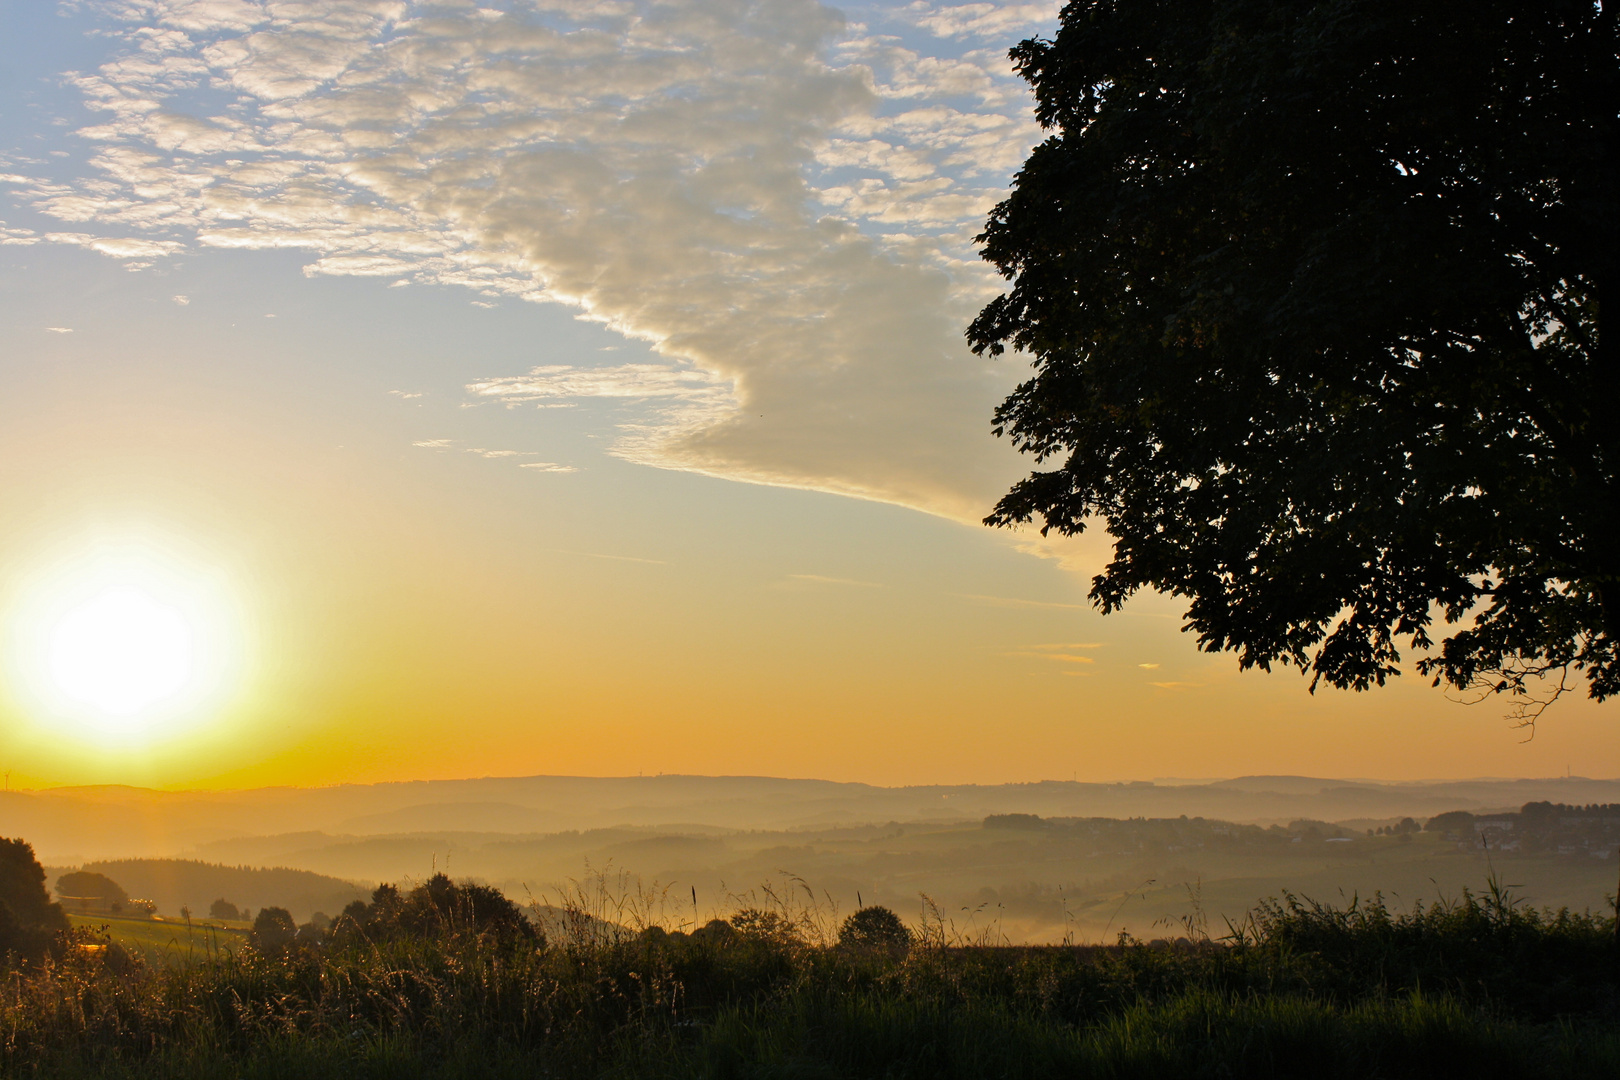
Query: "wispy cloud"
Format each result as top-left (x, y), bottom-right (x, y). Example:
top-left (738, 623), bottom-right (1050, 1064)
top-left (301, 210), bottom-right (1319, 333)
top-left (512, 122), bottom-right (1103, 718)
top-left (468, 364), bottom-right (737, 456)
top-left (44, 232), bottom-right (183, 261)
top-left (1, 221), bottom-right (40, 246)
top-left (1007, 651), bottom-right (1094, 664)
top-left (787, 573), bottom-right (885, 588)
top-left (1010, 642), bottom-right (1100, 665)
top-left (956, 593), bottom-right (1088, 611)
top-left (412, 438), bottom-right (567, 470)
top-left (14, 0), bottom-right (1054, 521)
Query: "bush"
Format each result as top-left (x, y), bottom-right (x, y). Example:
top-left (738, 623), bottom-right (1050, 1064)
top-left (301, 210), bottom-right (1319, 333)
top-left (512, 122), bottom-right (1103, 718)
top-left (330, 874), bottom-right (534, 943)
top-left (54, 871), bottom-right (128, 908)
top-left (839, 905), bottom-right (911, 951)
top-left (250, 906), bottom-right (296, 951)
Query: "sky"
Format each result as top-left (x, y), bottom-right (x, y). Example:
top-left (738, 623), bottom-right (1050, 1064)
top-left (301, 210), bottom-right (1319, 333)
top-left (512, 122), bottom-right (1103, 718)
top-left (0, 0), bottom-right (1614, 791)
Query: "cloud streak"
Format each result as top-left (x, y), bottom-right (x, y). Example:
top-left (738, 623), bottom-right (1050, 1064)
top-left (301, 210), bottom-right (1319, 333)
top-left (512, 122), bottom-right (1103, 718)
top-left (15, 0), bottom-right (1058, 521)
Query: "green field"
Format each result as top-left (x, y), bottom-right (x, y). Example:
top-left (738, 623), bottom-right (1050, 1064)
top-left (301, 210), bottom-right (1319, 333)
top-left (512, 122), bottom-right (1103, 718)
top-left (67, 913), bottom-right (249, 967)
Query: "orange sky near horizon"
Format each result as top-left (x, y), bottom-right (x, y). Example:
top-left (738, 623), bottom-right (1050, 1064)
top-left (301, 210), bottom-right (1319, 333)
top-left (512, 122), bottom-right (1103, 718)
top-left (0, 328), bottom-right (1611, 794)
top-left (0, 2), bottom-right (1613, 792)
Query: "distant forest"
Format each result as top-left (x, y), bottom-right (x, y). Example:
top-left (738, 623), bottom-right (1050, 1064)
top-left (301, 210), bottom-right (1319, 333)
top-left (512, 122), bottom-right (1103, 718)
top-left (986, 803), bottom-right (1620, 859)
top-left (59, 859), bottom-right (366, 923)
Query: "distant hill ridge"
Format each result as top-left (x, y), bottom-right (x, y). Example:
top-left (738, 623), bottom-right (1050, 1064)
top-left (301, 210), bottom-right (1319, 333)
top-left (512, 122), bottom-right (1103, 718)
top-left (8, 773), bottom-right (1620, 864)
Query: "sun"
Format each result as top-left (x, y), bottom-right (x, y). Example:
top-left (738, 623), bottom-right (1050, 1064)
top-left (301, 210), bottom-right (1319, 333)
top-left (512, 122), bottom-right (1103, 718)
top-left (7, 539), bottom-right (247, 740)
top-left (48, 586), bottom-right (195, 717)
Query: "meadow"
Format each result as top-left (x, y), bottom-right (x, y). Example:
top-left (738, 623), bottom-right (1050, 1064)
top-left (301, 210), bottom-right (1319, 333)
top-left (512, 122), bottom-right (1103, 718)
top-left (62, 916), bottom-right (247, 969)
top-left (9, 876), bottom-right (1619, 1079)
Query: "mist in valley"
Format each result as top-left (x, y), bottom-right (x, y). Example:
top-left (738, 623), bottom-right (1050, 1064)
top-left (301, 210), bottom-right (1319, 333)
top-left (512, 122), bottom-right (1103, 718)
top-left (25, 773), bottom-right (1620, 942)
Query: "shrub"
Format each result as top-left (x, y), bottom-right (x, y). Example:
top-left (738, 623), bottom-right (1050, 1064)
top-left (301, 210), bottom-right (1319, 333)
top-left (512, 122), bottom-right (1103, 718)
top-left (839, 905), bottom-right (911, 950)
top-left (330, 874), bottom-right (534, 943)
top-left (250, 906), bottom-right (296, 951)
top-left (54, 871), bottom-right (128, 908)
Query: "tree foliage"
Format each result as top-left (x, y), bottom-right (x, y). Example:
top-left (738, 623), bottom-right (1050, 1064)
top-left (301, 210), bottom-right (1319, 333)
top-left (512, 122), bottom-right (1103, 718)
top-left (970, 0), bottom-right (1616, 714)
top-left (838, 905), bottom-right (912, 950)
top-left (251, 906), bottom-right (297, 951)
top-left (55, 871), bottom-right (129, 907)
top-left (0, 837), bottom-right (68, 959)
top-left (330, 875), bottom-right (534, 944)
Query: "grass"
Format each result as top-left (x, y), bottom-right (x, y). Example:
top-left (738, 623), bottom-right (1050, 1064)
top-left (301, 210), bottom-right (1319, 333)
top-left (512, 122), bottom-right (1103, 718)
top-left (64, 915), bottom-right (247, 969)
top-left (8, 879), bottom-right (1617, 1079)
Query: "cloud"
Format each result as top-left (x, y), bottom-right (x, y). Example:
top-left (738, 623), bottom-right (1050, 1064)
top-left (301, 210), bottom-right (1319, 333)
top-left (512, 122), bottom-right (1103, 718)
top-left (172, 294), bottom-right (189, 304)
top-left (468, 363), bottom-right (737, 452)
top-left (45, 327), bottom-right (74, 334)
top-left (44, 232), bottom-right (184, 260)
top-left (956, 593), bottom-right (1088, 611)
top-left (414, 437), bottom-right (564, 468)
top-left (1, 222), bottom-right (40, 246)
top-left (19, 0), bottom-right (1055, 521)
top-left (902, 1), bottom-right (1058, 41)
top-left (1007, 650), bottom-right (1094, 664)
top-left (1011, 642), bottom-right (1100, 665)
top-left (786, 573), bottom-right (885, 588)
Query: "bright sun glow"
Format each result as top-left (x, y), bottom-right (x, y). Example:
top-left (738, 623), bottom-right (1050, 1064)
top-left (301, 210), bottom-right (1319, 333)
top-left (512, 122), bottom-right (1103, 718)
top-left (7, 539), bottom-right (247, 740)
top-left (49, 587), bottom-right (194, 716)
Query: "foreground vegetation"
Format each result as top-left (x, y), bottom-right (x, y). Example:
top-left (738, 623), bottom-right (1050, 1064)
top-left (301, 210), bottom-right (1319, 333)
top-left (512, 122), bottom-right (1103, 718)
top-left (5, 874), bottom-right (1618, 1079)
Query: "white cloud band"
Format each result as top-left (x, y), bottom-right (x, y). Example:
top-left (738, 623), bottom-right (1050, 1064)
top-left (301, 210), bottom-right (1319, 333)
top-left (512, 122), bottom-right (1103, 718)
top-left (16, 0), bottom-right (1058, 520)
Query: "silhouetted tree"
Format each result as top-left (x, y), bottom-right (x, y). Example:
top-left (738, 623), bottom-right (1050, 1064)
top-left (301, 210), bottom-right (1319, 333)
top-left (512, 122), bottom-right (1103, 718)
top-left (330, 875), bottom-right (532, 943)
top-left (838, 906), bottom-right (911, 951)
top-left (55, 871), bottom-right (129, 909)
top-left (0, 837), bottom-right (68, 960)
top-left (971, 0), bottom-right (1616, 720)
top-left (1426, 811), bottom-right (1477, 835)
top-left (250, 906), bottom-right (297, 951)
top-left (208, 898), bottom-right (241, 921)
